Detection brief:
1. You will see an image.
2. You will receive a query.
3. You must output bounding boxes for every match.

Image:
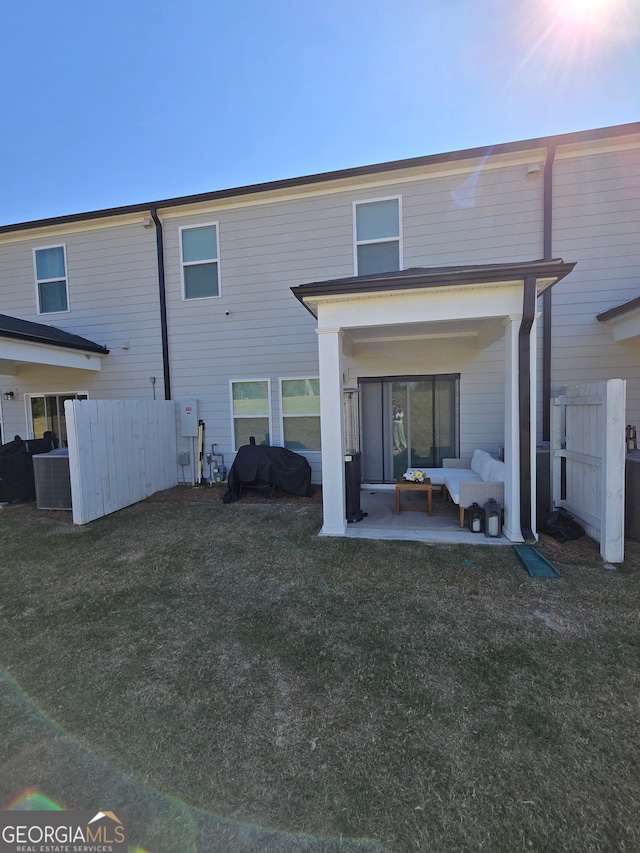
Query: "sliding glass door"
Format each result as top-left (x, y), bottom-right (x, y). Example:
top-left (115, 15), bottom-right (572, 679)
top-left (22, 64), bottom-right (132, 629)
top-left (360, 375), bottom-right (459, 482)
top-left (30, 393), bottom-right (87, 446)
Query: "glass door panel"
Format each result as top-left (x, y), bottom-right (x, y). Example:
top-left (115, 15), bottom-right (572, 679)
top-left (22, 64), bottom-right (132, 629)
top-left (361, 375), bottom-right (459, 483)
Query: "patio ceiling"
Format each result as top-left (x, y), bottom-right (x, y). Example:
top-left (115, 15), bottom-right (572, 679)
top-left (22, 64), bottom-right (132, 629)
top-left (343, 317), bottom-right (507, 354)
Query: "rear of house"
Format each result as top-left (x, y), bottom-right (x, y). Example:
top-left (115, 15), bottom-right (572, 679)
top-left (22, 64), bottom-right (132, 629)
top-left (0, 122), bottom-right (639, 539)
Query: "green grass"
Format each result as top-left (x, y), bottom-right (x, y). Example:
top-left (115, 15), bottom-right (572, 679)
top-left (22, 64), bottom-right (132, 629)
top-left (0, 489), bottom-right (639, 852)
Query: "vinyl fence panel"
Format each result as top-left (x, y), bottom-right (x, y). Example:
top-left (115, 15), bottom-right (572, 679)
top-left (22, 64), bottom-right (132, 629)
top-left (552, 379), bottom-right (625, 563)
top-left (66, 399), bottom-right (178, 525)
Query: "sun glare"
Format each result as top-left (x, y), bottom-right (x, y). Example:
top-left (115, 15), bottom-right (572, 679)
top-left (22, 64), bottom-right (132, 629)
top-left (556, 0), bottom-right (623, 24)
top-left (547, 0), bottom-right (638, 48)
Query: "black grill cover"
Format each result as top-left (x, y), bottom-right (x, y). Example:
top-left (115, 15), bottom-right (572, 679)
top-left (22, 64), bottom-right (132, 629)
top-left (223, 445), bottom-right (312, 503)
top-left (0, 432), bottom-right (58, 502)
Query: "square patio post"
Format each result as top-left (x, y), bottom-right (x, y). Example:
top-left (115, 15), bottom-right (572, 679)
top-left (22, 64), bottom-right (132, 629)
top-left (503, 315), bottom-right (522, 541)
top-left (317, 327), bottom-right (347, 535)
top-left (503, 311), bottom-right (538, 542)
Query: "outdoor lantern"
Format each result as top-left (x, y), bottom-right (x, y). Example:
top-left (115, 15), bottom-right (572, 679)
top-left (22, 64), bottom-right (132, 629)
top-left (484, 498), bottom-right (502, 538)
top-left (468, 502), bottom-right (484, 533)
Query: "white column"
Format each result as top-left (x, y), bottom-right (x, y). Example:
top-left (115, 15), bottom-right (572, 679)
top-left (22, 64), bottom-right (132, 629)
top-left (503, 312), bottom-right (539, 543)
top-left (317, 327), bottom-right (347, 536)
top-left (529, 312), bottom-right (538, 540)
top-left (503, 316), bottom-right (522, 542)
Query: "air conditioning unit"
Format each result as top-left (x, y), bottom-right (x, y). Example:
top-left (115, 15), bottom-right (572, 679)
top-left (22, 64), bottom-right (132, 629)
top-left (33, 449), bottom-right (72, 510)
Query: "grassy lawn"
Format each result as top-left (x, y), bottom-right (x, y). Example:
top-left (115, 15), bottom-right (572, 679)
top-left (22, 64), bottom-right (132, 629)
top-left (1, 487), bottom-right (639, 852)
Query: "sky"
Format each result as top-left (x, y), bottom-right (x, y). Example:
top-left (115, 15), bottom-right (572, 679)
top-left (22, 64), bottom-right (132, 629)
top-left (1, 0), bottom-right (639, 226)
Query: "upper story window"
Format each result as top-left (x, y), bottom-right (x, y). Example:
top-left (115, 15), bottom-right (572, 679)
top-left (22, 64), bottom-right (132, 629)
top-left (354, 198), bottom-right (401, 276)
top-left (34, 245), bottom-right (69, 313)
top-left (180, 223), bottom-right (220, 299)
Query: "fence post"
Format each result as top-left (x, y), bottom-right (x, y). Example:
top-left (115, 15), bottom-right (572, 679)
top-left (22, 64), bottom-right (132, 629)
top-left (601, 379), bottom-right (625, 563)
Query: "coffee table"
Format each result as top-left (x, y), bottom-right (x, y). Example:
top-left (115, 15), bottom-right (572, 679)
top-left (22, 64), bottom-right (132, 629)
top-left (395, 478), bottom-right (433, 516)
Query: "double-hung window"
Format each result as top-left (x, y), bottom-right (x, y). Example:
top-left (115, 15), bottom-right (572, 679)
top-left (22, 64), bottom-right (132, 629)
top-left (231, 380), bottom-right (271, 450)
top-left (34, 245), bottom-right (69, 313)
top-left (354, 198), bottom-right (401, 276)
top-left (181, 223), bottom-right (220, 299)
top-left (280, 378), bottom-right (321, 451)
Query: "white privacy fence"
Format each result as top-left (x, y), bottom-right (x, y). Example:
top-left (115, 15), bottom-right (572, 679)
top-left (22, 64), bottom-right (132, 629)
top-left (551, 379), bottom-right (625, 563)
top-left (65, 399), bottom-right (178, 525)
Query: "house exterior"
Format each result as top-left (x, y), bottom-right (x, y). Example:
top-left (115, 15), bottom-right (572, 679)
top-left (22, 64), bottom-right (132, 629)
top-left (1, 122), bottom-right (639, 540)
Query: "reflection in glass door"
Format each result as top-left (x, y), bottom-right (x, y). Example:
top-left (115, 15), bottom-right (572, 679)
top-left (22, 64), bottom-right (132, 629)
top-left (30, 393), bottom-right (88, 446)
top-left (361, 375), bottom-right (459, 482)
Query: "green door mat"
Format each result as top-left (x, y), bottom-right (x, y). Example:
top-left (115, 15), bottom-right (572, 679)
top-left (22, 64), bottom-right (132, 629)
top-left (513, 544), bottom-right (561, 578)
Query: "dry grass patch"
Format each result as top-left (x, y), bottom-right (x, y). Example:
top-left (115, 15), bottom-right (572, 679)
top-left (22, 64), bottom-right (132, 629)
top-left (0, 488), bottom-right (639, 852)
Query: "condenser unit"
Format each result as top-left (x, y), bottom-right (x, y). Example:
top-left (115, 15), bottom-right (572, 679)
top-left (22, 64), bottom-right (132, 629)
top-left (33, 449), bottom-right (72, 510)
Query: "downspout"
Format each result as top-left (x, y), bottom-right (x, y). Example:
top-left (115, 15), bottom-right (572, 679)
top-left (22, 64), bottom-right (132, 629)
top-left (542, 144), bottom-right (556, 440)
top-left (519, 274), bottom-right (537, 542)
top-left (150, 206), bottom-right (172, 400)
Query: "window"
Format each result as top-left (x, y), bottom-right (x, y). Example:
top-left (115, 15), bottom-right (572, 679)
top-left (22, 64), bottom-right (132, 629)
top-left (30, 393), bottom-right (88, 447)
top-left (34, 245), bottom-right (69, 313)
top-left (281, 378), bottom-right (321, 451)
top-left (181, 223), bottom-right (220, 299)
top-left (354, 198), bottom-right (401, 276)
top-left (231, 380), bottom-right (271, 450)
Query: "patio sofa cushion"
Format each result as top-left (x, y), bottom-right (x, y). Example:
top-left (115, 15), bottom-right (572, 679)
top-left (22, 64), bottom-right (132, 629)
top-left (487, 458), bottom-right (506, 483)
top-left (406, 451), bottom-right (505, 513)
top-left (471, 448), bottom-right (494, 481)
top-left (442, 470), bottom-right (483, 505)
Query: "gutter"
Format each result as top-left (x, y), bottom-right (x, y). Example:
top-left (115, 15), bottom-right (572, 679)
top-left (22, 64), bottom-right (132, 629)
top-left (150, 207), bottom-right (171, 400)
top-left (541, 143), bottom-right (556, 441)
top-left (519, 274), bottom-right (537, 542)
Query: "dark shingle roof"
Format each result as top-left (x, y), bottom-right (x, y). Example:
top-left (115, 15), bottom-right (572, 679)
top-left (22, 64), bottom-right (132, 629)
top-left (0, 314), bottom-right (109, 354)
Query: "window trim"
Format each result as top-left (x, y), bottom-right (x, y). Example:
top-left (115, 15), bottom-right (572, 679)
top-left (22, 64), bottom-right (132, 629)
top-left (279, 376), bottom-right (321, 453)
top-left (33, 244), bottom-right (70, 314)
top-left (229, 378), bottom-right (272, 452)
top-left (353, 196), bottom-right (403, 276)
top-left (179, 221), bottom-right (221, 301)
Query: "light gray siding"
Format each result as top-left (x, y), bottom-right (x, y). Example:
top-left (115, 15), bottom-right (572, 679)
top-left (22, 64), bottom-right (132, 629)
top-left (551, 142), bottom-right (640, 425)
top-left (0, 221), bottom-right (164, 441)
top-left (2, 127), bottom-right (639, 485)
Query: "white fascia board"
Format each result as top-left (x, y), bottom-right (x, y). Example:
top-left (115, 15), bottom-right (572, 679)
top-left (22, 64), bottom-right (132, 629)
top-left (604, 309), bottom-right (640, 342)
top-left (313, 283), bottom-right (525, 331)
top-left (0, 338), bottom-right (104, 370)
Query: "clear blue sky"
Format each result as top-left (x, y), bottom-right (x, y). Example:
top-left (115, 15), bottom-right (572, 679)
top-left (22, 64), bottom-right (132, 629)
top-left (2, 0), bottom-right (639, 225)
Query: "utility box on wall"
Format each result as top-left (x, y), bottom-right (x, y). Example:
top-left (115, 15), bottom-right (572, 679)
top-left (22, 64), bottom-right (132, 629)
top-left (179, 400), bottom-right (199, 437)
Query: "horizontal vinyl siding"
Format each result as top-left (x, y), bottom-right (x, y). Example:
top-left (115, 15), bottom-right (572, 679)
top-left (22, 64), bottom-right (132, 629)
top-left (163, 162), bottom-right (539, 467)
top-left (551, 144), bottom-right (640, 427)
top-left (0, 223), bottom-right (165, 440)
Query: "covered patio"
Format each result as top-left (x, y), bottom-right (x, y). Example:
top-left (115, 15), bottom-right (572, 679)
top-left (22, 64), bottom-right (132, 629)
top-left (347, 486), bottom-right (512, 544)
top-left (292, 258), bottom-right (575, 544)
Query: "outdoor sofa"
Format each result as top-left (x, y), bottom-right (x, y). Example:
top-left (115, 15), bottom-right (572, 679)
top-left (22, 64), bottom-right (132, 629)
top-left (406, 449), bottom-right (505, 527)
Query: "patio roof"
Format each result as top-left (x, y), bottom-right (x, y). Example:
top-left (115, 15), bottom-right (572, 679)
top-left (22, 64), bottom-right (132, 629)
top-left (0, 314), bottom-right (108, 372)
top-left (597, 294), bottom-right (640, 342)
top-left (292, 258), bottom-right (576, 317)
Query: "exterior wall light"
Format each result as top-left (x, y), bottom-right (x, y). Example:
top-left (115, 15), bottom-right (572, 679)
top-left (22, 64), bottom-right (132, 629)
top-left (3, 391), bottom-right (15, 401)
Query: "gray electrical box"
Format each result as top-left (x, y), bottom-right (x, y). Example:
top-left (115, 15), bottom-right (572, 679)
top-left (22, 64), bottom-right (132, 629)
top-left (179, 400), bottom-right (199, 437)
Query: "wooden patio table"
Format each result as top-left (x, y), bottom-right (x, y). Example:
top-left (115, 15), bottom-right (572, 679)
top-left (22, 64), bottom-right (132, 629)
top-left (395, 478), bottom-right (433, 516)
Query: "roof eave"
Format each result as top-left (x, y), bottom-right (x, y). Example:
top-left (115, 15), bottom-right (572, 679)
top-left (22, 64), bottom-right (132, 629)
top-left (292, 259), bottom-right (576, 317)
